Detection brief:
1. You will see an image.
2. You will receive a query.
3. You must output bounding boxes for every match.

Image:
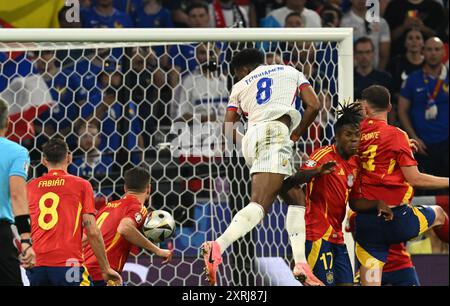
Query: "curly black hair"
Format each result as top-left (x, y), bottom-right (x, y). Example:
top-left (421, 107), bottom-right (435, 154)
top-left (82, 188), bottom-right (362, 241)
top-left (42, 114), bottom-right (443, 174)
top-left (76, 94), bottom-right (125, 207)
top-left (334, 101), bottom-right (364, 133)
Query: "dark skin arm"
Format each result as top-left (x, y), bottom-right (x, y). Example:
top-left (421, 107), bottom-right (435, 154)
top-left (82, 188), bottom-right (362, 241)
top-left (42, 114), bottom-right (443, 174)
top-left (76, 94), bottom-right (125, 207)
top-left (284, 160), bottom-right (337, 189)
top-left (291, 85), bottom-right (321, 142)
top-left (223, 109), bottom-right (242, 145)
top-left (349, 199), bottom-right (393, 221)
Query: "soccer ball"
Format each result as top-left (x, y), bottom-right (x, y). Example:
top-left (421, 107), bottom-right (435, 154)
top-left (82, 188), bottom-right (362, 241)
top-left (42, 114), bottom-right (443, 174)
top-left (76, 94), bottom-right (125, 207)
top-left (143, 210), bottom-right (175, 243)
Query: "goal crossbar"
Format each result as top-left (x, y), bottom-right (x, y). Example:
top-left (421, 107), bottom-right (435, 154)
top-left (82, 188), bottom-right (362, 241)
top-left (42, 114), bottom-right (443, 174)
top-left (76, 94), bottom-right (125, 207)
top-left (0, 28), bottom-right (352, 43)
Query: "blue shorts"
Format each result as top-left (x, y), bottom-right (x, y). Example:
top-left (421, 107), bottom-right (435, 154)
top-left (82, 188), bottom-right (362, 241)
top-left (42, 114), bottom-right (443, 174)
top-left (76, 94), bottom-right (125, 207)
top-left (355, 205), bottom-right (435, 267)
top-left (93, 280), bottom-right (107, 286)
top-left (26, 266), bottom-right (92, 286)
top-left (353, 254), bottom-right (420, 286)
top-left (382, 267), bottom-right (420, 286)
top-left (305, 239), bottom-right (353, 286)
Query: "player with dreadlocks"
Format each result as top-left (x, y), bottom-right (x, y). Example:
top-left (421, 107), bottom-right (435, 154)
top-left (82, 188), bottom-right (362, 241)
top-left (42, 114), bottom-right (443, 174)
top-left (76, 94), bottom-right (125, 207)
top-left (285, 102), bottom-right (393, 286)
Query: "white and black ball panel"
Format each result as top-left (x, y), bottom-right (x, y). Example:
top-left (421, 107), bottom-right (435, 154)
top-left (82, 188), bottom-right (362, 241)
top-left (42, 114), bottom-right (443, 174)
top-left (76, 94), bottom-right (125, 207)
top-left (142, 210), bottom-right (175, 243)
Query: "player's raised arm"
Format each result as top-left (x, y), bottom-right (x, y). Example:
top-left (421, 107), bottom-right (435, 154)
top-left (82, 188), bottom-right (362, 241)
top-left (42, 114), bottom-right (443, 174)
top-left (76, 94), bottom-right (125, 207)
top-left (223, 79), bottom-right (243, 146)
top-left (117, 218), bottom-right (173, 263)
top-left (291, 85), bottom-right (320, 142)
top-left (285, 160), bottom-right (337, 189)
top-left (223, 109), bottom-right (242, 145)
top-left (82, 180), bottom-right (122, 285)
top-left (349, 199), bottom-right (394, 221)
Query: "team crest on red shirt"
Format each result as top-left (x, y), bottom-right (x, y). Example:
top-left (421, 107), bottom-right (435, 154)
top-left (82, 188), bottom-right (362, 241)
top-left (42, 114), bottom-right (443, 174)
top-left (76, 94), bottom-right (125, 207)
top-left (135, 212), bottom-right (142, 224)
top-left (347, 174), bottom-right (354, 187)
top-left (305, 160), bottom-right (317, 167)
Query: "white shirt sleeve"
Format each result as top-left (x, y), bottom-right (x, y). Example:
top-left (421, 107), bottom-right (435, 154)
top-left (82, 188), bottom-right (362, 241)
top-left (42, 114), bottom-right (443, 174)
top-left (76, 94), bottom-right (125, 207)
top-left (297, 70), bottom-right (311, 91)
top-left (227, 85), bottom-right (242, 114)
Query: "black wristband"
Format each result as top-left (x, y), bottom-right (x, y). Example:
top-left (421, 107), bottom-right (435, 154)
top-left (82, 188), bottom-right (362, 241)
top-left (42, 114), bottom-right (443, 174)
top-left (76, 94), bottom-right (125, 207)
top-left (14, 215), bottom-right (31, 235)
top-left (20, 238), bottom-right (33, 246)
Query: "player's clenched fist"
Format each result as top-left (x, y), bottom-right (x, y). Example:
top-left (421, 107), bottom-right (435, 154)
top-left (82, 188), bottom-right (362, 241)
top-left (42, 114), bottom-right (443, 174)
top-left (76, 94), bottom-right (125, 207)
top-left (103, 268), bottom-right (123, 286)
top-left (157, 249), bottom-right (173, 264)
top-left (19, 245), bottom-right (36, 269)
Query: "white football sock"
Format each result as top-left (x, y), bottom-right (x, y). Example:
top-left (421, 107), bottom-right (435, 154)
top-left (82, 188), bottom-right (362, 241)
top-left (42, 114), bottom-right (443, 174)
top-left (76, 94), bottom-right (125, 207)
top-left (216, 202), bottom-right (265, 254)
top-left (286, 205), bottom-right (307, 264)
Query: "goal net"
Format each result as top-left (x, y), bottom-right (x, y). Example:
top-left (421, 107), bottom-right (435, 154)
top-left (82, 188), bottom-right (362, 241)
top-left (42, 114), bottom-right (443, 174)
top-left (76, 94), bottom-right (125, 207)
top-left (0, 28), bottom-right (353, 286)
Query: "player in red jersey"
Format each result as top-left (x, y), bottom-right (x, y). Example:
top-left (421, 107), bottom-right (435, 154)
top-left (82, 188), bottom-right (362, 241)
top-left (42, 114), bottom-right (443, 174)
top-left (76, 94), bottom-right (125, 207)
top-left (351, 85), bottom-right (449, 286)
top-left (26, 138), bottom-right (122, 286)
top-left (287, 102), bottom-right (392, 286)
top-left (346, 211), bottom-right (420, 286)
top-left (83, 167), bottom-right (173, 286)
top-left (381, 243), bottom-right (420, 286)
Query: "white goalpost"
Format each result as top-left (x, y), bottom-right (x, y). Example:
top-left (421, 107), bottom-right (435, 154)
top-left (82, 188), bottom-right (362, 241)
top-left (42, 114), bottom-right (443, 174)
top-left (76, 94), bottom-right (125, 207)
top-left (0, 28), bottom-right (354, 286)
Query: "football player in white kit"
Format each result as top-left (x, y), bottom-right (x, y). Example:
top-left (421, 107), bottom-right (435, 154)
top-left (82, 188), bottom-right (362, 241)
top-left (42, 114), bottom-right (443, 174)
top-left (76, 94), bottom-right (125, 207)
top-left (201, 49), bottom-right (324, 286)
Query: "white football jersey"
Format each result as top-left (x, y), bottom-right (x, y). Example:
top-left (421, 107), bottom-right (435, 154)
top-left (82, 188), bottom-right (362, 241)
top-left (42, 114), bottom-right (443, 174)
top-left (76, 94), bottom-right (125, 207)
top-left (227, 64), bottom-right (311, 133)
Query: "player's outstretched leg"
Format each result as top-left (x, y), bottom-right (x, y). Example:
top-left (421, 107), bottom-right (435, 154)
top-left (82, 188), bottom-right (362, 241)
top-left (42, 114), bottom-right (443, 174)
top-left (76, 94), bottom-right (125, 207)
top-left (200, 173), bottom-right (284, 285)
top-left (200, 202), bottom-right (265, 285)
top-left (279, 183), bottom-right (324, 286)
top-left (430, 205), bottom-right (449, 243)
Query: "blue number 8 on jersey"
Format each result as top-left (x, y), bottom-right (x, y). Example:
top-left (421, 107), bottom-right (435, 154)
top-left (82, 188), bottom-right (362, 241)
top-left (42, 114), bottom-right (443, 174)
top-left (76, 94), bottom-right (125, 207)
top-left (256, 77), bottom-right (273, 105)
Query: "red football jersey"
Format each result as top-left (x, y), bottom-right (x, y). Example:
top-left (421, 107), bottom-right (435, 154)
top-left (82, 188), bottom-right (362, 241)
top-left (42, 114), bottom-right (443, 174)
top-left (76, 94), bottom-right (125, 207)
top-left (83, 195), bottom-right (148, 281)
top-left (383, 243), bottom-right (414, 272)
top-left (302, 145), bottom-right (359, 244)
top-left (27, 170), bottom-right (96, 267)
top-left (355, 118), bottom-right (417, 206)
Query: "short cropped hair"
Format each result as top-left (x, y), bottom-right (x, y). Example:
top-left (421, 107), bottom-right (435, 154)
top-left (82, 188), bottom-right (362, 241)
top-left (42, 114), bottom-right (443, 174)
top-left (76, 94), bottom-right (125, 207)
top-left (361, 85), bottom-right (391, 111)
top-left (186, 1), bottom-right (209, 15)
top-left (230, 48), bottom-right (265, 72)
top-left (354, 36), bottom-right (375, 51)
top-left (42, 137), bottom-right (69, 164)
top-left (124, 167), bottom-right (151, 193)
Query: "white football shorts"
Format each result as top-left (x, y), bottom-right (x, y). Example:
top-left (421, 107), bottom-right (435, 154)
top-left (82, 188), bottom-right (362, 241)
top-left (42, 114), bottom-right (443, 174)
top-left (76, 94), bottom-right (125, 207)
top-left (242, 120), bottom-right (294, 177)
